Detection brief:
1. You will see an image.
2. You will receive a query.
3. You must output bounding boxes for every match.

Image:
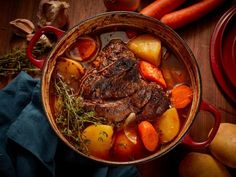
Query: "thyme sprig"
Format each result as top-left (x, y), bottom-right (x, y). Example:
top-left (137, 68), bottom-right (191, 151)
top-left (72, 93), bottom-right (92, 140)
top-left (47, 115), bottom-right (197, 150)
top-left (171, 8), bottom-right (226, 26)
top-left (0, 42), bottom-right (51, 76)
top-left (54, 77), bottom-right (108, 153)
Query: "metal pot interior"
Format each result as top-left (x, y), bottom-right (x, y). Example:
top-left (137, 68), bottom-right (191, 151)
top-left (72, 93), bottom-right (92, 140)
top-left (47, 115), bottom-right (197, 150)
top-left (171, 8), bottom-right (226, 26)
top-left (41, 11), bottom-right (201, 165)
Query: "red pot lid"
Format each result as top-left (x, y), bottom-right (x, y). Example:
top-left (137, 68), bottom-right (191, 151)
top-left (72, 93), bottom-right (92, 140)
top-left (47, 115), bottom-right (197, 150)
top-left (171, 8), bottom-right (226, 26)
top-left (210, 6), bottom-right (236, 103)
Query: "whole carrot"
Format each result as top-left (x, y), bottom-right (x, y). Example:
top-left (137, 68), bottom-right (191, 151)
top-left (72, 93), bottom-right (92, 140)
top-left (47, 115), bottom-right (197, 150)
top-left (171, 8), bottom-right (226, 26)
top-left (160, 0), bottom-right (225, 29)
top-left (140, 0), bottom-right (186, 19)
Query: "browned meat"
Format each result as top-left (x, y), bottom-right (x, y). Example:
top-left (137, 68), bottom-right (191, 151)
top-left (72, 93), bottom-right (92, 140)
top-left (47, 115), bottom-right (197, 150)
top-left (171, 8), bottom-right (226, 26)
top-left (92, 39), bottom-right (136, 70)
top-left (102, 57), bottom-right (136, 78)
top-left (141, 83), bottom-right (170, 119)
top-left (130, 84), bottom-right (152, 109)
top-left (94, 99), bottom-right (135, 122)
top-left (81, 41), bottom-right (140, 100)
top-left (81, 39), bottom-right (170, 122)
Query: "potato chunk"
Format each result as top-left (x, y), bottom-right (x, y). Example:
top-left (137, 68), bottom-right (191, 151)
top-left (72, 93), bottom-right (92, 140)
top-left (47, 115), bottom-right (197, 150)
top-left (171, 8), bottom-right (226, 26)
top-left (127, 34), bottom-right (161, 66)
top-left (156, 108), bottom-right (180, 143)
top-left (210, 123), bottom-right (236, 168)
top-left (55, 57), bottom-right (84, 90)
top-left (179, 152), bottom-right (231, 177)
top-left (82, 124), bottom-right (113, 159)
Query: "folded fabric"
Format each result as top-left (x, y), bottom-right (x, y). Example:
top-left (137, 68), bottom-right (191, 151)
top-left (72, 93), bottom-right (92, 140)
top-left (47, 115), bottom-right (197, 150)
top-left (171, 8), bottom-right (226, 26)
top-left (0, 72), bottom-right (140, 177)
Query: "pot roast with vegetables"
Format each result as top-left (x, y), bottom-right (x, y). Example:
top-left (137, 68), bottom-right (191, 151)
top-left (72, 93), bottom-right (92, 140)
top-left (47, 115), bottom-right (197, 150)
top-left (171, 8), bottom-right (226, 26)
top-left (50, 28), bottom-right (193, 161)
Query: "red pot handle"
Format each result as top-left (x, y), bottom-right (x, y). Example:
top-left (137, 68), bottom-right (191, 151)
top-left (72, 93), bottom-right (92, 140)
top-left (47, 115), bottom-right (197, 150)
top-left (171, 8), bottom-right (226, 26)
top-left (27, 26), bottom-right (65, 69)
top-left (182, 100), bottom-right (221, 148)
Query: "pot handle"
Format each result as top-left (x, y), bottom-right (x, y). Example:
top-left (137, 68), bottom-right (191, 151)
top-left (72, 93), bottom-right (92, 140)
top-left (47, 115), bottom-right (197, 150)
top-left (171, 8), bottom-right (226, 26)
top-left (182, 100), bottom-right (221, 148)
top-left (27, 26), bottom-right (65, 69)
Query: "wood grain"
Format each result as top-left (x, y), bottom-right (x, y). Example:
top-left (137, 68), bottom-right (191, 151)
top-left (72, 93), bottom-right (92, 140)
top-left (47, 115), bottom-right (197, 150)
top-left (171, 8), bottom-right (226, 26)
top-left (0, 0), bottom-right (235, 177)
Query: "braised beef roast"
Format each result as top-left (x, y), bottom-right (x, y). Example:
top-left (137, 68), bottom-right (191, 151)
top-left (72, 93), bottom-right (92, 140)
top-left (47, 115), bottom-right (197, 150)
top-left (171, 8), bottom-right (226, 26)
top-left (80, 40), bottom-right (170, 122)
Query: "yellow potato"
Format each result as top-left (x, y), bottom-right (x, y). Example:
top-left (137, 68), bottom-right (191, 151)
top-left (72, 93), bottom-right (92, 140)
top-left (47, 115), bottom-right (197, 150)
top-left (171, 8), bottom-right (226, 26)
top-left (179, 152), bottom-right (231, 177)
top-left (156, 107), bottom-right (180, 143)
top-left (209, 123), bottom-right (236, 168)
top-left (55, 57), bottom-right (84, 90)
top-left (82, 124), bottom-right (114, 159)
top-left (127, 34), bottom-right (161, 66)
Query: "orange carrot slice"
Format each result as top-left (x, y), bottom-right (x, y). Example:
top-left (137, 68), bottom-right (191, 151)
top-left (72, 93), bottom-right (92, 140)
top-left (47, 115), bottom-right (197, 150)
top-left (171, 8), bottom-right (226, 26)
top-left (139, 60), bottom-right (167, 88)
top-left (138, 121), bottom-right (159, 152)
top-left (171, 84), bottom-right (193, 108)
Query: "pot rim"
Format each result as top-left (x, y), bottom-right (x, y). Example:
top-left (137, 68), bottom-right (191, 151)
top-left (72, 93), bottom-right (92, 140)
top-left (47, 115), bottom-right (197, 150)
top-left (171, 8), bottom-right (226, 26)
top-left (40, 11), bottom-right (202, 165)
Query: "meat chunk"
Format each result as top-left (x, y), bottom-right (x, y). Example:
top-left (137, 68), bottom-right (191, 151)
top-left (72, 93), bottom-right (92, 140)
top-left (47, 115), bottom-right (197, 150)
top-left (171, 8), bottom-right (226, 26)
top-left (130, 84), bottom-right (152, 109)
top-left (90, 60), bottom-right (141, 100)
top-left (95, 99), bottom-right (134, 122)
top-left (102, 57), bottom-right (136, 78)
top-left (141, 83), bottom-right (170, 119)
top-left (81, 39), bottom-right (170, 122)
top-left (90, 39), bottom-right (136, 71)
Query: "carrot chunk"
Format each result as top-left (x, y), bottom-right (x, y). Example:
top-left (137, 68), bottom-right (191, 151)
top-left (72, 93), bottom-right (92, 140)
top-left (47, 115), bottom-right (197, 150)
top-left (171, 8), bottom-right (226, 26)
top-left (138, 121), bottom-right (159, 152)
top-left (139, 60), bottom-right (167, 88)
top-left (171, 84), bottom-right (193, 109)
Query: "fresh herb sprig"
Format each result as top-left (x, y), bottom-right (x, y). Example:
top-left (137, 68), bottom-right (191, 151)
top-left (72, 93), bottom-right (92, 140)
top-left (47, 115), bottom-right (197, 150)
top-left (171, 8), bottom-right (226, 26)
top-left (0, 42), bottom-right (51, 76)
top-left (54, 77), bottom-right (108, 153)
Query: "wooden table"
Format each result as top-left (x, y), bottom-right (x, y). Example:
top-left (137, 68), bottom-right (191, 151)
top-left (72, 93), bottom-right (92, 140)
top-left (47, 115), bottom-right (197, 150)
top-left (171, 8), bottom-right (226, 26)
top-left (0, 0), bottom-right (236, 177)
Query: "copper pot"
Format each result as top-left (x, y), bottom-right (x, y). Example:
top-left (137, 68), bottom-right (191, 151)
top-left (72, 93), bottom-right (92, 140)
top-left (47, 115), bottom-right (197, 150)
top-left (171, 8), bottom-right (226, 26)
top-left (27, 12), bottom-right (221, 165)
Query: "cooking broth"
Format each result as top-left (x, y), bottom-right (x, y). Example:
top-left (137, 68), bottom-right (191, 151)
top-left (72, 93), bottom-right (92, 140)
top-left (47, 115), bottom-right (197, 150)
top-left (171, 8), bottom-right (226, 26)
top-left (49, 27), bottom-right (192, 161)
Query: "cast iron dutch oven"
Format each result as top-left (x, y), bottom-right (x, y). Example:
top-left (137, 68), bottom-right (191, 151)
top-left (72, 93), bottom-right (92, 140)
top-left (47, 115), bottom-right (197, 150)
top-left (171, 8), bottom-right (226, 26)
top-left (27, 12), bottom-right (221, 165)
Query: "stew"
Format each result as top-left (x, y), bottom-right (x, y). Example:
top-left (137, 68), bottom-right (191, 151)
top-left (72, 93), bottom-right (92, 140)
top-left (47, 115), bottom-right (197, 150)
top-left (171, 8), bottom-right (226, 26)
top-left (49, 27), bottom-right (192, 161)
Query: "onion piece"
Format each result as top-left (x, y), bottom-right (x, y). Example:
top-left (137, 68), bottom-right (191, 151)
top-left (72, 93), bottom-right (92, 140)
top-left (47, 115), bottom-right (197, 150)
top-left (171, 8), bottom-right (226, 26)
top-left (124, 113), bottom-right (138, 144)
top-left (66, 36), bottom-right (100, 62)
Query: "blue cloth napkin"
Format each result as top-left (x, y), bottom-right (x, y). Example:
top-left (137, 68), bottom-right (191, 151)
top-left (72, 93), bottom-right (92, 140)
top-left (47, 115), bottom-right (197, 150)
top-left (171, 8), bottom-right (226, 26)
top-left (0, 72), bottom-right (140, 177)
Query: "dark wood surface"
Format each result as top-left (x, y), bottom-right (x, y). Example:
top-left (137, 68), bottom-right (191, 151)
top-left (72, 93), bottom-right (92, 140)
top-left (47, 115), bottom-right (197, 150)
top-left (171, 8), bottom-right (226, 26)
top-left (0, 0), bottom-right (236, 177)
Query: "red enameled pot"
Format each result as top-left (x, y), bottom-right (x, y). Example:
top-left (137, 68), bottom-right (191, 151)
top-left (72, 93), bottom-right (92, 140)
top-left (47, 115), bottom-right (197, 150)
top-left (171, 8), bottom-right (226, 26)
top-left (27, 12), bottom-right (221, 165)
top-left (210, 5), bottom-right (236, 103)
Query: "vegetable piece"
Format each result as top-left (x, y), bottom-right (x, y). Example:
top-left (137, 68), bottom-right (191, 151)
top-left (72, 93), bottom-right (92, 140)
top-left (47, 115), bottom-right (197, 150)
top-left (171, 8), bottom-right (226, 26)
top-left (171, 84), bottom-right (193, 109)
top-left (161, 53), bottom-right (189, 89)
top-left (37, 0), bottom-right (69, 29)
top-left (103, 0), bottom-right (140, 11)
top-left (209, 123), bottom-right (236, 168)
top-left (82, 124), bottom-right (114, 159)
top-left (113, 130), bottom-right (143, 161)
top-left (138, 121), bottom-right (159, 152)
top-left (156, 108), bottom-right (180, 143)
top-left (139, 60), bottom-right (167, 88)
top-left (140, 0), bottom-right (186, 20)
top-left (127, 34), bottom-right (162, 66)
top-left (55, 57), bottom-right (84, 90)
top-left (9, 18), bottom-right (35, 37)
top-left (124, 113), bottom-right (138, 144)
top-left (66, 36), bottom-right (98, 61)
top-left (179, 152), bottom-right (231, 177)
top-left (160, 0), bottom-right (225, 29)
